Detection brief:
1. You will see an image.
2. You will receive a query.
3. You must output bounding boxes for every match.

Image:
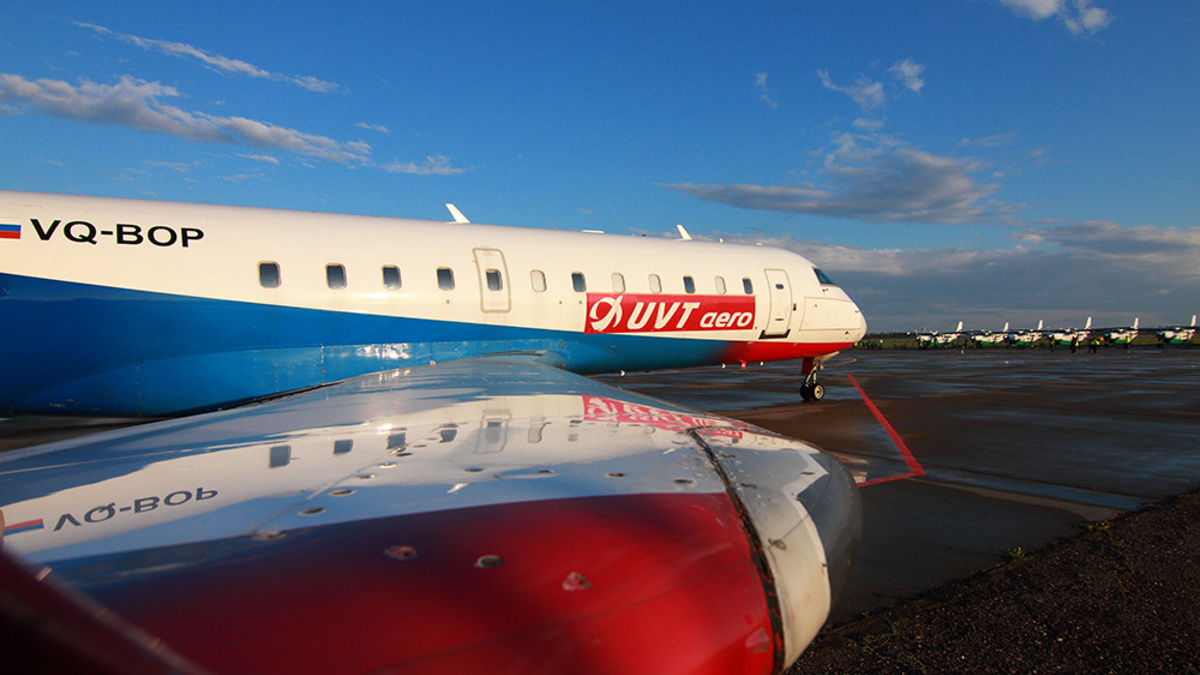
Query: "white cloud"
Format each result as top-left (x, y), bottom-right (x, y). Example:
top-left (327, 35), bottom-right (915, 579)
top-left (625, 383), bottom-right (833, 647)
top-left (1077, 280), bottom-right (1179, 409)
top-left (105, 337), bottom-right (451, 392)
top-left (238, 153), bottom-right (281, 164)
top-left (888, 59), bottom-right (926, 93)
top-left (382, 155), bottom-right (470, 176)
top-left (854, 117), bottom-right (887, 132)
top-left (0, 74), bottom-right (370, 163)
top-left (663, 136), bottom-right (1003, 225)
top-left (753, 72), bottom-right (779, 110)
top-left (728, 220), bottom-right (1200, 331)
top-left (357, 122), bottom-right (391, 134)
top-left (76, 22), bottom-right (340, 92)
top-left (817, 70), bottom-right (885, 111)
top-left (994, 0), bottom-right (1113, 35)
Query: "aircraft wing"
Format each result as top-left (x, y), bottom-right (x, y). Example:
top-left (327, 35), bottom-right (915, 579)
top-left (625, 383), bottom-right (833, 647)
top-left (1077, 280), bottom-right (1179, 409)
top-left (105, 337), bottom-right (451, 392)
top-left (0, 357), bottom-right (860, 674)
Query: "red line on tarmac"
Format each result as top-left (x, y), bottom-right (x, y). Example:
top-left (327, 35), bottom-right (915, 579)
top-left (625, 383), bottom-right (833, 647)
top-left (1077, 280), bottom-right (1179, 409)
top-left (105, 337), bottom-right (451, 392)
top-left (846, 374), bottom-right (925, 487)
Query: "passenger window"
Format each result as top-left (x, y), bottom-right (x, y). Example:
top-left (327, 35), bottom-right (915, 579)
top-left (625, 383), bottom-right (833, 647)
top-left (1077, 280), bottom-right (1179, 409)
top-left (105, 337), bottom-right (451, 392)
top-left (382, 266), bottom-right (402, 290)
top-left (531, 269), bottom-right (547, 292)
top-left (259, 262), bottom-right (281, 288)
top-left (612, 273), bottom-right (626, 293)
top-left (715, 276), bottom-right (727, 294)
top-left (683, 276), bottom-right (696, 294)
top-left (326, 264), bottom-right (346, 289)
top-left (437, 267), bottom-right (455, 290)
top-left (649, 274), bottom-right (662, 293)
top-left (743, 277), bottom-right (754, 294)
top-left (572, 272), bottom-right (586, 292)
top-left (486, 269), bottom-right (503, 291)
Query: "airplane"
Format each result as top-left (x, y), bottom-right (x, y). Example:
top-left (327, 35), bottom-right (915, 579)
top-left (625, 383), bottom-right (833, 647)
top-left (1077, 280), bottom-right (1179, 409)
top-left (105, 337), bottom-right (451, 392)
top-left (1158, 314), bottom-right (1197, 345)
top-left (916, 321), bottom-right (963, 348)
top-left (970, 322), bottom-right (1009, 347)
top-left (1006, 319), bottom-right (1044, 346)
top-left (0, 190), bottom-right (867, 673)
top-left (1106, 318), bottom-right (1139, 346)
top-left (1050, 317), bottom-right (1092, 346)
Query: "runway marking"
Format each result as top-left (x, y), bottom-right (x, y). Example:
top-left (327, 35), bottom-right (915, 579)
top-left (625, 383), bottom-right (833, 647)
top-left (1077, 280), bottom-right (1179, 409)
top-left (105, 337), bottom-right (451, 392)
top-left (847, 374), bottom-right (925, 487)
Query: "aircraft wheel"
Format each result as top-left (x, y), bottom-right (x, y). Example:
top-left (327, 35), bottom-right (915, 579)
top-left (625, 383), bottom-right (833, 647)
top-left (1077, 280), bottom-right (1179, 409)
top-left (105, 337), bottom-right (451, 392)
top-left (800, 382), bottom-right (825, 401)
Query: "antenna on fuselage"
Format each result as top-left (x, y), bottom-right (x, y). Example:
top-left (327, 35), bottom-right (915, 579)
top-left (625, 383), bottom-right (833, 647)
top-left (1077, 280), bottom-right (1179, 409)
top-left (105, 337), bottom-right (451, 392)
top-left (676, 224), bottom-right (692, 240)
top-left (445, 204), bottom-right (470, 224)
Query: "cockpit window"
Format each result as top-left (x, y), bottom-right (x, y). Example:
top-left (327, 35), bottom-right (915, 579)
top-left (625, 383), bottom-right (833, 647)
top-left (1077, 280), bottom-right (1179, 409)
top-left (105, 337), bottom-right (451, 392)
top-left (814, 268), bottom-right (837, 286)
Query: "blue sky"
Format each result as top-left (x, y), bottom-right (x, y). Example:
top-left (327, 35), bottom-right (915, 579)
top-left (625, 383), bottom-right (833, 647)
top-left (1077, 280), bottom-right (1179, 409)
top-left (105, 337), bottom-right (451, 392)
top-left (2, 0), bottom-right (1197, 332)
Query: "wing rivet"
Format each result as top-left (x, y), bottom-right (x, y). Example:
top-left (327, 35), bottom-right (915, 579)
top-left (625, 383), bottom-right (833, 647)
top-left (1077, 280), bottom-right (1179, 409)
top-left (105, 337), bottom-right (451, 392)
top-left (562, 571), bottom-right (592, 591)
top-left (674, 478), bottom-right (695, 485)
top-left (384, 545), bottom-right (420, 561)
top-left (329, 489), bottom-right (355, 496)
top-left (475, 554), bottom-right (503, 569)
top-left (298, 507), bottom-right (324, 516)
top-left (605, 472), bottom-right (626, 478)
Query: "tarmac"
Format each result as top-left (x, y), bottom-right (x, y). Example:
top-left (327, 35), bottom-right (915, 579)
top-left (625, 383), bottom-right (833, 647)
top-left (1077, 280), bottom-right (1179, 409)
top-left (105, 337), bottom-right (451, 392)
top-left (600, 346), bottom-right (1200, 622)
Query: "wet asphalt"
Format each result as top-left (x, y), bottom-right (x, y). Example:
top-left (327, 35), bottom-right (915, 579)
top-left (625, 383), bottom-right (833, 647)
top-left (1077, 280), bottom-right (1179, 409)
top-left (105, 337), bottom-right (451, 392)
top-left (600, 346), bottom-right (1200, 622)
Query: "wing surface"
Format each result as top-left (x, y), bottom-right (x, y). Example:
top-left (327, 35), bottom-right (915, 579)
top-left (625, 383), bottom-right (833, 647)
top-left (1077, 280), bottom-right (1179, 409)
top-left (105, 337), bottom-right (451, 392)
top-left (0, 357), bottom-right (859, 674)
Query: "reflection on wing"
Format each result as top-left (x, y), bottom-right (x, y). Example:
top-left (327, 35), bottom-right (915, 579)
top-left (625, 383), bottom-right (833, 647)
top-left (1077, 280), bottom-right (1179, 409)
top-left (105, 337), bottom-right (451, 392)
top-left (1, 358), bottom-right (859, 673)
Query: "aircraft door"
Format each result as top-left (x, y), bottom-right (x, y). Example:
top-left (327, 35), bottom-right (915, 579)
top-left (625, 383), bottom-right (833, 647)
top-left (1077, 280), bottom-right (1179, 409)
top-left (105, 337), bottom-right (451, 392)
top-left (473, 248), bottom-right (511, 313)
top-left (762, 268), bottom-right (792, 338)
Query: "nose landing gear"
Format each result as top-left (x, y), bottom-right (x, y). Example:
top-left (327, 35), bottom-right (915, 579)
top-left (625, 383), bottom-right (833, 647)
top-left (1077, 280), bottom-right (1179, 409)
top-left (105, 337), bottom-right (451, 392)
top-left (799, 355), bottom-right (830, 402)
top-left (800, 380), bottom-right (824, 401)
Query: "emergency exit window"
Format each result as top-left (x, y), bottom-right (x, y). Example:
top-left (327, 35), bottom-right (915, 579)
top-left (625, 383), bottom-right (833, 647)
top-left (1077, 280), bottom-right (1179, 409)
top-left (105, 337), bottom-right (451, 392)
top-left (486, 269), bottom-right (503, 291)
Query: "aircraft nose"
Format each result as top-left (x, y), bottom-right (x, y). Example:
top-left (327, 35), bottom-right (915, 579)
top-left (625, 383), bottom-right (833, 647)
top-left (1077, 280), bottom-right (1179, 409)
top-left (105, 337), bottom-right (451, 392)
top-left (695, 429), bottom-right (862, 666)
top-left (852, 303), bottom-right (868, 342)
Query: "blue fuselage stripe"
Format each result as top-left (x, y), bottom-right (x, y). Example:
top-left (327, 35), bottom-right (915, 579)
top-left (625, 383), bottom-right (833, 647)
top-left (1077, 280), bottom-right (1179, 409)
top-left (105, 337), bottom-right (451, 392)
top-left (0, 273), bottom-right (732, 416)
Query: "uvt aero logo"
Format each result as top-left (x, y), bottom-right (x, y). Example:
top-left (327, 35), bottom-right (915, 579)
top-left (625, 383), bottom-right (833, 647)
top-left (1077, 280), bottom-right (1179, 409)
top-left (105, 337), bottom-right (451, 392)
top-left (585, 293), bottom-right (756, 334)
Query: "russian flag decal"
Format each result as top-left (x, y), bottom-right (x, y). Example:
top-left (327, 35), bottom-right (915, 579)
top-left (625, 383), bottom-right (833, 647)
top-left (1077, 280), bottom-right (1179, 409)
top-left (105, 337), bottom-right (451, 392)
top-left (0, 224), bottom-right (20, 240)
top-left (3, 518), bottom-right (44, 535)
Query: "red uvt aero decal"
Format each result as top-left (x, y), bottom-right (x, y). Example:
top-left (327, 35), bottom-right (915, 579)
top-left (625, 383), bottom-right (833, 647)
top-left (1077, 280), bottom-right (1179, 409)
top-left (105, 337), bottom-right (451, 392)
top-left (585, 293), bottom-right (756, 334)
top-left (583, 395), bottom-right (748, 439)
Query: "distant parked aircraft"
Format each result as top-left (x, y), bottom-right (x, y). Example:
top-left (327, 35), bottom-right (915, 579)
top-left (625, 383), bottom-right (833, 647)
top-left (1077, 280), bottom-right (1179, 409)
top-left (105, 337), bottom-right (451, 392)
top-left (1107, 318), bottom-right (1139, 345)
top-left (1007, 319), bottom-right (1044, 346)
top-left (916, 321), bottom-right (964, 347)
top-left (1050, 317), bottom-right (1092, 346)
top-left (971, 322), bottom-right (1009, 346)
top-left (1158, 314), bottom-right (1197, 345)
